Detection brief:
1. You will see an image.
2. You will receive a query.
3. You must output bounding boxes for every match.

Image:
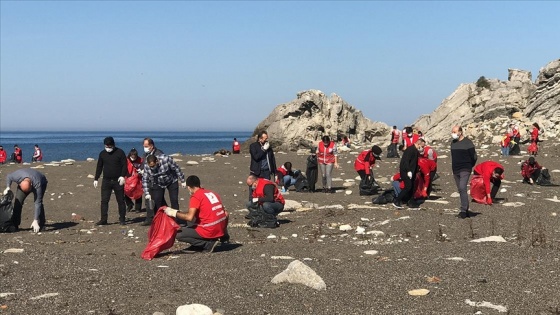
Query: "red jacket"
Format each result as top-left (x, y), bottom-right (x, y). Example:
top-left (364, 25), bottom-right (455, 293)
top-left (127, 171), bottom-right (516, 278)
top-left (354, 150), bottom-right (376, 175)
top-left (418, 157), bottom-right (436, 187)
top-left (521, 160), bottom-right (542, 179)
top-left (391, 173), bottom-right (405, 189)
top-left (232, 140), bottom-right (240, 152)
top-left (191, 188), bottom-right (228, 239)
top-left (500, 134), bottom-right (511, 147)
top-left (530, 127), bottom-right (539, 143)
top-left (474, 161), bottom-right (504, 195)
top-left (14, 148), bottom-right (22, 163)
top-left (391, 129), bottom-right (401, 144)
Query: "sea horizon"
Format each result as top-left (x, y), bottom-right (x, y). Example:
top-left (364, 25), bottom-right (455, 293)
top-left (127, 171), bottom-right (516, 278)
top-left (0, 130), bottom-right (253, 162)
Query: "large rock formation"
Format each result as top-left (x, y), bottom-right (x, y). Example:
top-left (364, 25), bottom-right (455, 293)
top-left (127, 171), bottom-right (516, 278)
top-left (247, 90), bottom-right (390, 151)
top-left (414, 59), bottom-right (560, 144)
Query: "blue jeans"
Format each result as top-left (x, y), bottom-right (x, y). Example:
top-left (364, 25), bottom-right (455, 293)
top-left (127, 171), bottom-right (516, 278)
top-left (283, 175), bottom-right (296, 190)
top-left (501, 146), bottom-right (509, 157)
top-left (391, 181), bottom-right (402, 197)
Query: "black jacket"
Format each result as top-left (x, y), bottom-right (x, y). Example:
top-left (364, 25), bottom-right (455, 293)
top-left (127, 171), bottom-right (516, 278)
top-left (399, 145), bottom-right (419, 175)
top-left (95, 147), bottom-right (127, 180)
top-left (249, 141), bottom-right (276, 177)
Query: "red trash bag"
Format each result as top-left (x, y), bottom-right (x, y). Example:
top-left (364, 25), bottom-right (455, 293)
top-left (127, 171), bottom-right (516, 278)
top-left (124, 171), bottom-right (143, 200)
top-left (527, 142), bottom-right (538, 154)
top-left (413, 173), bottom-right (426, 199)
top-left (470, 175), bottom-right (487, 204)
top-left (141, 207), bottom-right (180, 260)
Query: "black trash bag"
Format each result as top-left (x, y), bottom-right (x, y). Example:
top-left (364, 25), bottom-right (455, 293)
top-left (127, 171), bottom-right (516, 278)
top-left (247, 207), bottom-right (278, 228)
top-left (372, 189), bottom-right (395, 204)
top-left (359, 175), bottom-right (380, 196)
top-left (0, 191), bottom-right (17, 233)
top-left (294, 173), bottom-right (309, 192)
top-left (536, 169), bottom-right (557, 186)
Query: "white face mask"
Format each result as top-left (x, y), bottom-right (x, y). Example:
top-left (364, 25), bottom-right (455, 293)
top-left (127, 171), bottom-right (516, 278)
top-left (130, 157), bottom-right (137, 161)
top-left (105, 147), bottom-right (113, 153)
top-left (451, 133), bottom-right (459, 140)
top-left (408, 133), bottom-right (413, 137)
top-left (144, 147), bottom-right (151, 153)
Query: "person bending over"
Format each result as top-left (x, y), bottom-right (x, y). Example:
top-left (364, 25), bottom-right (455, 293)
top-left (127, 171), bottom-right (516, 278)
top-left (473, 161), bottom-right (504, 205)
top-left (4, 168), bottom-right (48, 232)
top-left (521, 157), bottom-right (543, 184)
top-left (164, 175), bottom-right (228, 253)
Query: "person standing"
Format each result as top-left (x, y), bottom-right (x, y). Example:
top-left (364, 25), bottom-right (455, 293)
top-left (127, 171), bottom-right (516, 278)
top-left (141, 154), bottom-right (186, 226)
top-left (249, 131), bottom-right (277, 180)
top-left (402, 127), bottom-right (419, 150)
top-left (0, 145), bottom-right (7, 164)
top-left (317, 135), bottom-right (339, 193)
top-left (528, 122), bottom-right (541, 156)
top-left (388, 126), bottom-right (401, 158)
top-left (94, 137), bottom-right (128, 226)
top-left (450, 126), bottom-right (477, 218)
top-left (392, 139), bottom-right (423, 209)
top-left (124, 148), bottom-right (143, 212)
top-left (4, 168), bottom-right (48, 232)
top-left (232, 138), bottom-right (241, 154)
top-left (164, 175), bottom-right (228, 253)
top-left (32, 144), bottom-right (43, 162)
top-left (500, 131), bottom-right (511, 157)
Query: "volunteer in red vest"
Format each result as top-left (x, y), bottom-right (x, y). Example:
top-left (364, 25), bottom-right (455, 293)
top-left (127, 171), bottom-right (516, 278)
top-left (473, 161), bottom-right (504, 205)
top-left (418, 138), bottom-right (439, 183)
top-left (391, 172), bottom-right (405, 198)
top-left (164, 175), bottom-right (229, 253)
top-left (528, 122), bottom-right (541, 156)
top-left (417, 157), bottom-right (437, 198)
top-left (276, 161), bottom-right (296, 193)
top-left (124, 148), bottom-right (144, 212)
top-left (232, 138), bottom-right (240, 154)
top-left (0, 145), bottom-right (7, 164)
top-left (245, 174), bottom-right (285, 228)
top-left (402, 127), bottom-right (419, 150)
top-left (500, 131), bottom-right (511, 157)
top-left (32, 144), bottom-right (43, 162)
top-left (317, 135), bottom-right (339, 193)
top-left (11, 145), bottom-right (23, 163)
top-left (521, 157), bottom-right (543, 184)
top-left (509, 123), bottom-right (521, 155)
top-left (354, 145), bottom-right (382, 180)
top-left (388, 126), bottom-right (401, 158)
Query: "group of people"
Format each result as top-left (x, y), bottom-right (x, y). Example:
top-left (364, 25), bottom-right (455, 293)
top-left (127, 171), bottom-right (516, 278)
top-left (0, 144), bottom-right (43, 164)
top-left (500, 122), bottom-right (542, 157)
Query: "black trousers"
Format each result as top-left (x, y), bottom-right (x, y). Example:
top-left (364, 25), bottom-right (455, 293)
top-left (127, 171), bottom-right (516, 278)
top-left (176, 226), bottom-right (219, 250)
top-left (490, 179), bottom-right (501, 199)
top-left (395, 171), bottom-right (415, 203)
top-left (124, 195), bottom-right (142, 211)
top-left (147, 181), bottom-right (179, 220)
top-left (100, 178), bottom-right (126, 222)
top-left (13, 184), bottom-right (47, 229)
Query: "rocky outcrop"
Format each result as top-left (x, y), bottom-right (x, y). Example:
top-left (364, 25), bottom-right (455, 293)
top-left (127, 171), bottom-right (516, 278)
top-left (247, 90), bottom-right (390, 151)
top-left (414, 59), bottom-right (560, 144)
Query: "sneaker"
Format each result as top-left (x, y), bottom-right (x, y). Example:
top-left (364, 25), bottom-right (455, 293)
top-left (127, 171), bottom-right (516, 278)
top-left (140, 220), bottom-right (152, 226)
top-left (281, 187), bottom-right (287, 193)
top-left (203, 240), bottom-right (220, 253)
top-left (95, 220), bottom-right (108, 226)
top-left (392, 201), bottom-right (403, 209)
top-left (457, 211), bottom-right (468, 219)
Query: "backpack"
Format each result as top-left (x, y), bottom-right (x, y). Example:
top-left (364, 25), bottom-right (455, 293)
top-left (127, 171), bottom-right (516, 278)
top-left (372, 189), bottom-right (395, 204)
top-left (359, 175), bottom-right (380, 196)
top-left (0, 191), bottom-right (17, 233)
top-left (294, 173), bottom-right (309, 192)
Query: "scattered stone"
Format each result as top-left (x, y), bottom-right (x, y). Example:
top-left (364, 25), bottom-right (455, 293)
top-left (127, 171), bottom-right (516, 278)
top-left (408, 289), bottom-right (430, 296)
top-left (86, 158), bottom-right (95, 162)
top-left (345, 190), bottom-right (352, 195)
top-left (0, 293), bottom-right (15, 298)
top-left (500, 188), bottom-right (507, 193)
top-left (292, 234), bottom-right (298, 237)
top-left (2, 248), bottom-right (24, 254)
top-left (30, 293), bottom-right (59, 300)
top-left (450, 192), bottom-right (460, 197)
top-left (271, 256), bottom-right (294, 260)
top-left (366, 231), bottom-right (385, 237)
top-left (87, 174), bottom-right (95, 179)
top-left (267, 234), bottom-right (277, 239)
top-left (423, 199), bottom-right (449, 204)
top-left (271, 260), bottom-right (326, 291)
top-left (502, 202), bottom-right (525, 207)
top-left (339, 224), bottom-right (352, 231)
top-left (363, 250), bottom-right (379, 255)
top-left (545, 196), bottom-right (560, 203)
top-left (355, 226), bottom-right (365, 234)
top-left (283, 200), bottom-right (302, 211)
top-left (470, 236), bottom-right (507, 243)
top-left (176, 304), bottom-right (213, 315)
top-left (464, 299), bottom-right (508, 313)
top-left (186, 161), bottom-right (199, 165)
top-left (446, 257), bottom-right (466, 261)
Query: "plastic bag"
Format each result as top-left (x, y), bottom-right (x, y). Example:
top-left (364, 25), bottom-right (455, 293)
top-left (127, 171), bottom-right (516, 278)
top-left (124, 170), bottom-right (143, 200)
top-left (141, 207), bottom-right (180, 260)
top-left (413, 173), bottom-right (427, 199)
top-left (527, 142), bottom-right (538, 154)
top-left (470, 175), bottom-right (487, 204)
top-left (0, 191), bottom-right (16, 233)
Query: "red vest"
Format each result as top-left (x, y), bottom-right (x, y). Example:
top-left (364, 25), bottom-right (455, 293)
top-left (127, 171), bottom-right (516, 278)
top-left (354, 150), bottom-right (376, 175)
top-left (191, 188), bottom-right (228, 239)
top-left (232, 141), bottom-right (240, 152)
top-left (14, 148), bottom-right (22, 163)
top-left (391, 129), bottom-right (401, 144)
top-left (422, 145), bottom-right (438, 161)
top-left (318, 141), bottom-right (336, 164)
top-left (276, 165), bottom-right (289, 177)
top-left (403, 134), bottom-right (419, 148)
top-left (34, 148), bottom-right (43, 161)
top-left (252, 178), bottom-right (285, 205)
top-left (392, 173), bottom-right (405, 189)
top-left (0, 150), bottom-right (6, 163)
top-left (530, 127), bottom-right (539, 142)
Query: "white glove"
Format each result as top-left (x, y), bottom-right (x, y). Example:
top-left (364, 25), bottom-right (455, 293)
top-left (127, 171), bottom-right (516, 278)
top-left (181, 182), bottom-right (187, 189)
top-left (252, 197), bottom-right (259, 203)
top-left (137, 169), bottom-right (144, 175)
top-left (31, 220), bottom-right (40, 233)
top-left (93, 180), bottom-right (98, 188)
top-left (164, 207), bottom-right (178, 217)
top-left (118, 176), bottom-right (125, 186)
top-left (3, 187), bottom-right (10, 195)
top-left (262, 142), bottom-right (270, 150)
top-left (529, 178), bottom-right (534, 184)
top-left (407, 171), bottom-right (412, 179)
top-left (145, 194), bottom-right (151, 200)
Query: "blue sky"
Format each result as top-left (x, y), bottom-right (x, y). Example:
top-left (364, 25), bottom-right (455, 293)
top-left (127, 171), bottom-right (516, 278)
top-left (1, 1), bottom-right (558, 132)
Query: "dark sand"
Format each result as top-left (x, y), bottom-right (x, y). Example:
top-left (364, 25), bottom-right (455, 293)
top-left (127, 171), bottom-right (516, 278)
top-left (1, 142), bottom-right (559, 315)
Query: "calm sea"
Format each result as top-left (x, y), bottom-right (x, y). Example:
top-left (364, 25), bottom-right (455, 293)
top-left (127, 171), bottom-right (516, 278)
top-left (0, 131), bottom-right (252, 162)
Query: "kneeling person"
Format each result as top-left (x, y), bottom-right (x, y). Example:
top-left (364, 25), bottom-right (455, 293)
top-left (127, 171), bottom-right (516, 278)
top-left (473, 161), bottom-right (504, 205)
top-left (246, 175), bottom-right (285, 228)
top-left (164, 175), bottom-right (228, 253)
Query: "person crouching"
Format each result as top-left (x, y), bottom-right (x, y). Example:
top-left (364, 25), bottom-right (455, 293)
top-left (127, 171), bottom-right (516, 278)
top-left (245, 175), bottom-right (284, 228)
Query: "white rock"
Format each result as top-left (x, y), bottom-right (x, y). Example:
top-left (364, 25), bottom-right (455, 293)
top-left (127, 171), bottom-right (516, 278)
top-left (3, 248), bottom-right (24, 253)
top-left (450, 192), bottom-right (460, 198)
top-left (408, 289), bottom-right (430, 296)
top-left (366, 230), bottom-right (385, 237)
top-left (271, 256), bottom-right (294, 260)
top-left (283, 200), bottom-right (302, 211)
top-left (500, 188), bottom-right (507, 193)
top-left (86, 158), bottom-right (95, 162)
top-left (176, 304), bottom-right (213, 315)
top-left (345, 190), bottom-right (353, 195)
top-left (446, 257), bottom-right (466, 261)
top-left (363, 250), bottom-right (379, 255)
top-left (545, 196), bottom-right (560, 203)
top-left (502, 202), bottom-right (525, 207)
top-left (355, 226), bottom-right (365, 234)
top-left (271, 260), bottom-right (326, 290)
top-left (470, 236), bottom-right (507, 243)
top-left (30, 293), bottom-right (59, 300)
top-left (292, 234), bottom-right (298, 238)
top-left (0, 293), bottom-right (15, 298)
top-left (186, 161), bottom-right (199, 165)
top-left (267, 234), bottom-right (277, 239)
top-left (551, 169), bottom-right (560, 173)
top-left (464, 299), bottom-right (508, 313)
top-left (87, 174), bottom-right (95, 179)
top-left (339, 224), bottom-right (352, 231)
